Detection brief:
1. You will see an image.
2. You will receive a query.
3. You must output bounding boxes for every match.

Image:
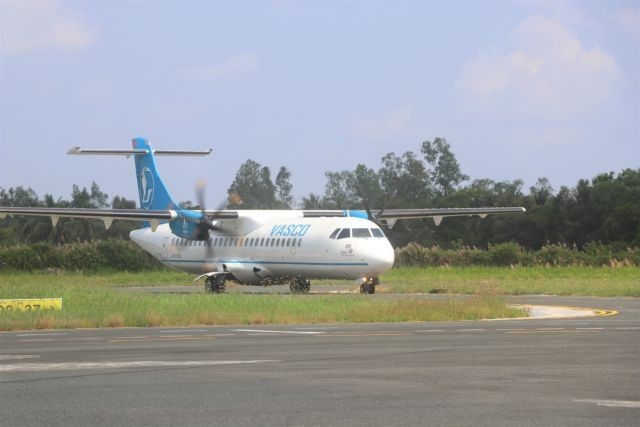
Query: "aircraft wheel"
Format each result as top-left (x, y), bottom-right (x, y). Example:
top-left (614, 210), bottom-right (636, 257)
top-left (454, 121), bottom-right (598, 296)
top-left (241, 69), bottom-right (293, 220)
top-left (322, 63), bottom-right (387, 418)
top-left (359, 283), bottom-right (376, 294)
top-left (205, 277), bottom-right (214, 293)
top-left (302, 279), bottom-right (311, 293)
top-left (290, 279), bottom-right (310, 294)
top-left (212, 276), bottom-right (226, 294)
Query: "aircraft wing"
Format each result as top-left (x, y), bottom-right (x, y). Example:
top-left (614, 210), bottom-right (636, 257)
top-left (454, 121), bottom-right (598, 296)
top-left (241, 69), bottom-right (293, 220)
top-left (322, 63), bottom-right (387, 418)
top-left (0, 207), bottom-right (177, 230)
top-left (376, 207), bottom-right (526, 226)
top-left (0, 207), bottom-right (242, 232)
top-left (302, 206), bottom-right (525, 227)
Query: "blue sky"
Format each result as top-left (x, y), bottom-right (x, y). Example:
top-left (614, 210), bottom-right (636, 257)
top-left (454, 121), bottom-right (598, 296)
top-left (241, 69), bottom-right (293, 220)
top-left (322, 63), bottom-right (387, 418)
top-left (1, 0), bottom-right (638, 206)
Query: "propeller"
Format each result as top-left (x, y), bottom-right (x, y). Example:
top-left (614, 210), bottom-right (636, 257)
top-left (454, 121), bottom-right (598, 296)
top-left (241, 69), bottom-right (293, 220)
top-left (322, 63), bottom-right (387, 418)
top-left (193, 180), bottom-right (218, 241)
top-left (354, 180), bottom-right (397, 227)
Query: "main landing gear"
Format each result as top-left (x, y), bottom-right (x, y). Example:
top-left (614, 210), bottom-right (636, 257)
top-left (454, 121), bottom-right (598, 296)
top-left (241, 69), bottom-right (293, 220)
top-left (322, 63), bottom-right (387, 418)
top-left (290, 278), bottom-right (311, 294)
top-left (205, 275), bottom-right (226, 294)
top-left (358, 277), bottom-right (379, 294)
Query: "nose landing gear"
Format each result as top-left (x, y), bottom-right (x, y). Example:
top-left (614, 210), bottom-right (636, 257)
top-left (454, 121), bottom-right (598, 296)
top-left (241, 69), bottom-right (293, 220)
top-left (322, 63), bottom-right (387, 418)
top-left (358, 276), bottom-right (379, 294)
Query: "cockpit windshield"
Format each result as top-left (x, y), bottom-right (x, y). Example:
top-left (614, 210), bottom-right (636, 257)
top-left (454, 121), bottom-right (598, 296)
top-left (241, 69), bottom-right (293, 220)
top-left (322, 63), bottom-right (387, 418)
top-left (371, 228), bottom-right (385, 238)
top-left (329, 227), bottom-right (386, 239)
top-left (352, 228), bottom-right (371, 238)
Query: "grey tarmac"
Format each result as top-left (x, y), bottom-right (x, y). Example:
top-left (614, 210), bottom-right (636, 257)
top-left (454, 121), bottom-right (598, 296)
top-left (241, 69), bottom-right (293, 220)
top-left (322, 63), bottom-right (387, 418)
top-left (0, 295), bottom-right (638, 427)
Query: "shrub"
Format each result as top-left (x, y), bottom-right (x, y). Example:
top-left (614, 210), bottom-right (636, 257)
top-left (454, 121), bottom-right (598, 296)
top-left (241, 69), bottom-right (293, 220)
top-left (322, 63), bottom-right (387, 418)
top-left (0, 240), bottom-right (165, 272)
top-left (394, 242), bottom-right (639, 268)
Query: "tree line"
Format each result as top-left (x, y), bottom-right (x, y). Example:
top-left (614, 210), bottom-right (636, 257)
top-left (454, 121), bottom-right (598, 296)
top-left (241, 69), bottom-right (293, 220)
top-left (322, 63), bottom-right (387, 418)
top-left (2, 137), bottom-right (639, 250)
top-left (225, 138), bottom-right (640, 249)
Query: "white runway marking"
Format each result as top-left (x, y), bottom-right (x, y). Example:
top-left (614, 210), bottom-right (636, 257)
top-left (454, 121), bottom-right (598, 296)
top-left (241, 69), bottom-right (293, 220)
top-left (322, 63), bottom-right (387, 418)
top-left (574, 399), bottom-right (640, 408)
top-left (0, 359), bottom-right (280, 372)
top-left (0, 354), bottom-right (40, 361)
top-left (233, 329), bottom-right (324, 335)
top-left (160, 329), bottom-right (208, 333)
top-left (16, 333), bottom-right (67, 337)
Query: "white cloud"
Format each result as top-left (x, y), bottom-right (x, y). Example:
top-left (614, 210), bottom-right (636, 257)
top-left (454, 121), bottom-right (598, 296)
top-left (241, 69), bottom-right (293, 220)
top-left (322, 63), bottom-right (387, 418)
top-left (613, 6), bottom-right (640, 44)
top-left (0, 0), bottom-right (95, 54)
top-left (457, 15), bottom-right (618, 121)
top-left (174, 52), bottom-right (258, 81)
top-left (346, 105), bottom-right (414, 138)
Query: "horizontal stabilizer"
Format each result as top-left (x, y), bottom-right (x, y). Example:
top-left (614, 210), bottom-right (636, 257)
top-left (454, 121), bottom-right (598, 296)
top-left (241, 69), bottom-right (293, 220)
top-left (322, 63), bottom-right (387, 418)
top-left (67, 147), bottom-right (212, 156)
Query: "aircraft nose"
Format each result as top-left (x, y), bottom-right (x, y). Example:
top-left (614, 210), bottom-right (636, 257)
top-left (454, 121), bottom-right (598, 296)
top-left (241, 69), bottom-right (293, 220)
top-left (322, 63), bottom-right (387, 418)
top-left (370, 242), bottom-right (395, 274)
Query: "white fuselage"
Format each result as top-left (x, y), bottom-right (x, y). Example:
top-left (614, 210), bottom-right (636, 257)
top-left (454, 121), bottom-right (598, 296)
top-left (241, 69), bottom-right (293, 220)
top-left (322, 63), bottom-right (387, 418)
top-left (129, 211), bottom-right (395, 285)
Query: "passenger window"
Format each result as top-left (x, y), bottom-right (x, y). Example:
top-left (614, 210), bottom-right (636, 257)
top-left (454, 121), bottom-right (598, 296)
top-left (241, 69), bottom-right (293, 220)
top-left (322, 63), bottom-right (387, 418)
top-left (260, 238), bottom-right (265, 247)
top-left (286, 238), bottom-right (291, 247)
top-left (337, 228), bottom-right (351, 239)
top-left (298, 239), bottom-right (302, 247)
top-left (352, 228), bottom-right (371, 238)
top-left (291, 238), bottom-right (297, 247)
top-left (271, 238), bottom-right (276, 247)
top-left (329, 228), bottom-right (340, 239)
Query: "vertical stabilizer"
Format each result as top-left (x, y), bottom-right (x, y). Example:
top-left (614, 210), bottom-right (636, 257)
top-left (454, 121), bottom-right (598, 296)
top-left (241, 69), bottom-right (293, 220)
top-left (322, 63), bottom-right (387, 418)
top-left (132, 138), bottom-right (179, 210)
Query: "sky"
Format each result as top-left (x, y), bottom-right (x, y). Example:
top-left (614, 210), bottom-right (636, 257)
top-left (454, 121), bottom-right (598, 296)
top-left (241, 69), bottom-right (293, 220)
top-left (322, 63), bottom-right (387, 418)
top-left (1, 0), bottom-right (638, 207)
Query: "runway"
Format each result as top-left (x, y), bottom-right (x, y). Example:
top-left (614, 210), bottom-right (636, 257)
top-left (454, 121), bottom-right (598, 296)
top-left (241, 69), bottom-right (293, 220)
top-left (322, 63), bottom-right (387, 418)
top-left (1, 296), bottom-right (638, 426)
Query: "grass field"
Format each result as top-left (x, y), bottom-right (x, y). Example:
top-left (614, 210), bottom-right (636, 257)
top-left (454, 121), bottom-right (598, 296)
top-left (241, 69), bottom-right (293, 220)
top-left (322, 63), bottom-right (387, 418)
top-left (0, 266), bottom-right (636, 330)
top-left (378, 266), bottom-right (640, 297)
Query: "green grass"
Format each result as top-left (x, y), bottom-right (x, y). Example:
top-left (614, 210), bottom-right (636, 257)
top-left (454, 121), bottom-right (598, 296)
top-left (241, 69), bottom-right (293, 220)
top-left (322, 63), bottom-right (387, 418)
top-left (0, 270), bottom-right (526, 330)
top-left (1, 266), bottom-right (636, 330)
top-left (0, 270), bottom-right (194, 288)
top-left (378, 266), bottom-right (640, 297)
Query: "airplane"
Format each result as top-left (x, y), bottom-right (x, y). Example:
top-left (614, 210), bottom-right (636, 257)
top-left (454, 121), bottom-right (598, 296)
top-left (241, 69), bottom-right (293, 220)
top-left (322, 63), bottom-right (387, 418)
top-left (0, 137), bottom-right (525, 294)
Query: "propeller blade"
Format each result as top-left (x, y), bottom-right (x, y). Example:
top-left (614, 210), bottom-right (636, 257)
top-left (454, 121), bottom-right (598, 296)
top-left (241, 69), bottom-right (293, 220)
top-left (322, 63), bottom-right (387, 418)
top-left (375, 189), bottom-right (398, 220)
top-left (354, 182), bottom-right (374, 221)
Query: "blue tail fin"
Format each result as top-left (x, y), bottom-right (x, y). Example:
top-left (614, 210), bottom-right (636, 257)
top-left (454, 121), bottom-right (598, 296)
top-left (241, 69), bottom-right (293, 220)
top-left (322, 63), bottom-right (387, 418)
top-left (132, 138), bottom-right (179, 210)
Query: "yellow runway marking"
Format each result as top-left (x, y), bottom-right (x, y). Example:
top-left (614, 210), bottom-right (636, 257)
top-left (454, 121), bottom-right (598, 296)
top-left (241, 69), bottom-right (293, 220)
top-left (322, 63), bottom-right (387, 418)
top-left (594, 309), bottom-right (618, 317)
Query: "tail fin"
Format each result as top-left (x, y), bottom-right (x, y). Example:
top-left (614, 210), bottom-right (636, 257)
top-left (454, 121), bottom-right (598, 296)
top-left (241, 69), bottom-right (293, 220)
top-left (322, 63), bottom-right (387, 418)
top-left (67, 137), bottom-right (211, 213)
top-left (132, 138), bottom-right (179, 210)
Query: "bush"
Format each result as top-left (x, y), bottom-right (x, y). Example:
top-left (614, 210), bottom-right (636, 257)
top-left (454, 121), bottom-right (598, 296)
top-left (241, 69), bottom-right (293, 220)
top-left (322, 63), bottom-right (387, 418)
top-left (487, 242), bottom-right (523, 266)
top-left (394, 242), bottom-right (640, 268)
top-left (0, 240), bottom-right (165, 272)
